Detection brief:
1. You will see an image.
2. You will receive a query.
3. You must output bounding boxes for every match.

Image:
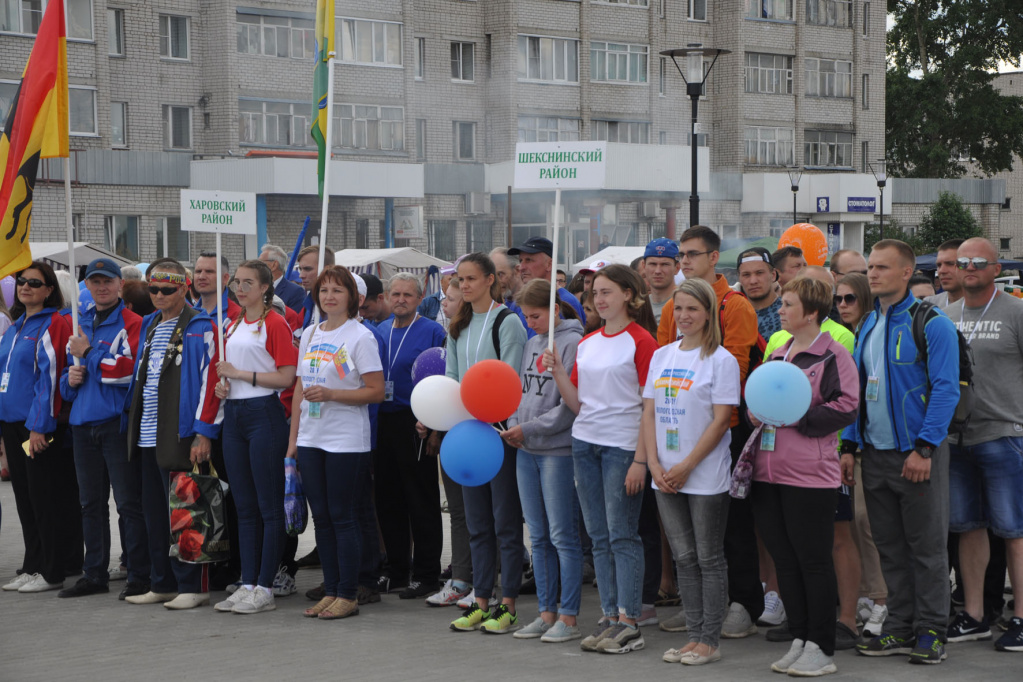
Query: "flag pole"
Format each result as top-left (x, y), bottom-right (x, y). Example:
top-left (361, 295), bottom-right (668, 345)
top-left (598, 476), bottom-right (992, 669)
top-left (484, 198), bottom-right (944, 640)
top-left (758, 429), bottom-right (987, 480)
top-left (547, 188), bottom-right (561, 354)
top-left (64, 153), bottom-right (79, 367)
top-left (215, 230), bottom-right (225, 363)
top-left (313, 52), bottom-right (336, 327)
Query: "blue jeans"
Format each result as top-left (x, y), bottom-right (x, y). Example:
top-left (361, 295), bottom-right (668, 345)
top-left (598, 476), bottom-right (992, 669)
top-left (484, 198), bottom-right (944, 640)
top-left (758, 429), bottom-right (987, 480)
top-left (572, 438), bottom-right (644, 620)
top-left (73, 418), bottom-right (149, 585)
top-left (950, 436), bottom-right (1023, 538)
top-left (298, 447), bottom-right (370, 600)
top-left (517, 450), bottom-right (583, 616)
top-left (222, 396), bottom-right (288, 588)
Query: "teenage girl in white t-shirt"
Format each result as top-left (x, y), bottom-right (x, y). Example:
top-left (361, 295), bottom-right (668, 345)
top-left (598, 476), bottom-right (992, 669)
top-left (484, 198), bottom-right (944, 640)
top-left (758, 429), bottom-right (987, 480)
top-left (544, 264), bottom-right (658, 655)
top-left (640, 277), bottom-right (740, 666)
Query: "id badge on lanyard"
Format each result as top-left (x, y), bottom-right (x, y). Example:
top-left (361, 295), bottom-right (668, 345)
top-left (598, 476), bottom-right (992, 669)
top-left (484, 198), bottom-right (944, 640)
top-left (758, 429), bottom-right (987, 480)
top-left (308, 401), bottom-right (322, 419)
top-left (0, 372), bottom-right (9, 393)
top-left (384, 381), bottom-right (395, 402)
top-left (866, 376), bottom-right (880, 402)
top-left (761, 425), bottom-right (776, 451)
top-left (666, 428), bottom-right (680, 451)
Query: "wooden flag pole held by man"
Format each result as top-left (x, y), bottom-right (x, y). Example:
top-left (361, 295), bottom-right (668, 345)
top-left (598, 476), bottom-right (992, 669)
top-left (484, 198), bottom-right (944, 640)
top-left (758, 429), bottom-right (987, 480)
top-left (310, 0), bottom-right (336, 327)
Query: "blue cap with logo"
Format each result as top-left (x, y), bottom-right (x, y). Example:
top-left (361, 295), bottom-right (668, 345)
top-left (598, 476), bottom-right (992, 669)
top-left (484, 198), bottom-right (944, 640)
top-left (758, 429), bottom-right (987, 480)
top-left (644, 238), bottom-right (679, 260)
top-left (84, 258), bottom-right (122, 280)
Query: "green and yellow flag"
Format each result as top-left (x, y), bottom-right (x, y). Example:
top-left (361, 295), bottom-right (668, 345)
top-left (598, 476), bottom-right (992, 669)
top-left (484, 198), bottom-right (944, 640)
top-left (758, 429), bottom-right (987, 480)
top-left (311, 0), bottom-right (335, 199)
top-left (0, 0), bottom-right (69, 279)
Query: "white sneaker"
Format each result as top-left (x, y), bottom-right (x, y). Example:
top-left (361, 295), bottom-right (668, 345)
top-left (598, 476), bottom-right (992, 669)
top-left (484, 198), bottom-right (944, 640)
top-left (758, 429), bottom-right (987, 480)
top-left (721, 602), bottom-right (758, 638)
top-left (426, 579), bottom-right (471, 607)
top-left (2, 573), bottom-right (34, 591)
top-left (455, 588), bottom-right (498, 610)
top-left (758, 590), bottom-right (786, 626)
top-left (786, 640), bottom-right (837, 677)
top-left (108, 565), bottom-right (128, 582)
top-left (18, 574), bottom-right (63, 593)
top-left (271, 567), bottom-right (297, 597)
top-left (232, 587), bottom-right (276, 614)
top-left (862, 603), bottom-right (888, 637)
top-left (214, 586), bottom-right (251, 612)
top-left (163, 592), bottom-right (210, 610)
top-left (856, 597), bottom-right (875, 625)
top-left (771, 638), bottom-right (806, 673)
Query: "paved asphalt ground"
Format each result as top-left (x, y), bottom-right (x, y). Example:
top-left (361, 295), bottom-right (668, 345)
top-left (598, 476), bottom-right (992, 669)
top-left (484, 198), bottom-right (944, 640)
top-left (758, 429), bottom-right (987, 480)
top-left (0, 481), bottom-right (1019, 681)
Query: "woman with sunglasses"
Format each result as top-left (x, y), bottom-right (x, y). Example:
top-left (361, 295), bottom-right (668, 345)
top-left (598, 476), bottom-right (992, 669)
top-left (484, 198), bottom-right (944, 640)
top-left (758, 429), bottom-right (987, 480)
top-left (834, 273), bottom-right (873, 333)
top-left (0, 262), bottom-right (77, 594)
top-left (211, 260), bottom-right (297, 614)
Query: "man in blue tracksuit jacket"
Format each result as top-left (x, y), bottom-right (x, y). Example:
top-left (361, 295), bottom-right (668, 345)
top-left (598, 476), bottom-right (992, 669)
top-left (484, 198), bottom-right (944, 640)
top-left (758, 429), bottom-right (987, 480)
top-left (840, 240), bottom-right (960, 663)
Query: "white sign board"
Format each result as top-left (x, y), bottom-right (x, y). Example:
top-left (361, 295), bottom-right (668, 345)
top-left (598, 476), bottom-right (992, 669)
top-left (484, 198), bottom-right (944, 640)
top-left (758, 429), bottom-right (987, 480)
top-left (394, 206), bottom-right (423, 239)
top-left (514, 141), bottom-right (607, 190)
top-left (180, 190), bottom-right (257, 235)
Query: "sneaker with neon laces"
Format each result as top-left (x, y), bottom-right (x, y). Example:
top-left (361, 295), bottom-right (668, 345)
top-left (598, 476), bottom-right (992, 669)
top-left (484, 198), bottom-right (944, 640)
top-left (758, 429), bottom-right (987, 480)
top-left (595, 622), bottom-right (645, 654)
top-left (427, 579), bottom-right (471, 607)
top-left (994, 616), bottom-right (1023, 652)
top-left (908, 629), bottom-right (947, 664)
top-left (758, 590), bottom-right (786, 626)
top-left (946, 610), bottom-right (991, 642)
top-left (481, 604), bottom-right (520, 634)
top-left (863, 603), bottom-right (888, 638)
top-left (450, 603), bottom-right (491, 631)
top-left (580, 618), bottom-right (616, 651)
top-left (857, 633), bottom-right (916, 656)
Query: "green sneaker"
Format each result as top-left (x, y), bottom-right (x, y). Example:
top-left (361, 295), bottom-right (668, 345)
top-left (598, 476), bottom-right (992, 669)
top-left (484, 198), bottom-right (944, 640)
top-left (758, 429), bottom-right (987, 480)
top-left (856, 633), bottom-right (916, 656)
top-left (908, 630), bottom-right (947, 665)
top-left (450, 603), bottom-right (490, 631)
top-left (481, 604), bottom-right (520, 634)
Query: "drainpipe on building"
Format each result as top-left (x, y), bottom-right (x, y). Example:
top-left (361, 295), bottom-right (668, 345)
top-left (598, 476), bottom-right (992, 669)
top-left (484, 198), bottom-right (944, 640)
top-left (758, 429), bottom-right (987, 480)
top-left (385, 198), bottom-right (394, 248)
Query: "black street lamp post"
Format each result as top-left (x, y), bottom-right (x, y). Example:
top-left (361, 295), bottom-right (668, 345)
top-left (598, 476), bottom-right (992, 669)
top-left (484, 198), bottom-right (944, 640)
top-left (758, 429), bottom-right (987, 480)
top-left (869, 159), bottom-right (888, 241)
top-left (787, 166), bottom-right (803, 226)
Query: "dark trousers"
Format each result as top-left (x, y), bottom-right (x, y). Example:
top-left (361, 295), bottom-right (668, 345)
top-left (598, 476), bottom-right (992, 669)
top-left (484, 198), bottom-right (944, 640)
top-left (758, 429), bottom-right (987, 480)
top-left (2, 421), bottom-right (81, 584)
top-left (139, 446), bottom-right (207, 593)
top-left (753, 482), bottom-right (838, 656)
top-left (724, 424), bottom-right (764, 621)
top-left (374, 408), bottom-right (443, 584)
top-left (638, 474), bottom-right (662, 604)
top-left (72, 418), bottom-right (149, 585)
top-left (441, 466), bottom-right (472, 583)
top-left (358, 454), bottom-right (380, 589)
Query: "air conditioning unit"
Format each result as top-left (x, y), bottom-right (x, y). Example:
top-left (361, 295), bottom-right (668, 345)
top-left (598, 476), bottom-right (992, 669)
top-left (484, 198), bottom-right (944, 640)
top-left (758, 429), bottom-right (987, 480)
top-left (639, 202), bottom-right (660, 219)
top-left (465, 192), bottom-right (491, 215)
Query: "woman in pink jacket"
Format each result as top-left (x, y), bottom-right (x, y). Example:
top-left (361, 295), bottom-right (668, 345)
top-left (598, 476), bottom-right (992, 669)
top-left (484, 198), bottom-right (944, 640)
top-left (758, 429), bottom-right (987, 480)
top-left (748, 277), bottom-right (859, 678)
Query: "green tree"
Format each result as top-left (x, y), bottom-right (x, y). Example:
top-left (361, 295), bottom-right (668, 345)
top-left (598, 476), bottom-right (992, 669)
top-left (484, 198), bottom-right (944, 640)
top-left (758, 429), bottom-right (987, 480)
top-left (916, 190), bottom-right (983, 249)
top-left (886, 1), bottom-right (1023, 178)
top-left (864, 216), bottom-right (926, 254)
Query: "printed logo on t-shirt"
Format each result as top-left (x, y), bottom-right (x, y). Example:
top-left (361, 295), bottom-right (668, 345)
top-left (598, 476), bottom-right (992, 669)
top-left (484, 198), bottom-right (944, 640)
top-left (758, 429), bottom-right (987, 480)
top-left (304, 341), bottom-right (352, 383)
top-left (654, 368), bottom-right (695, 397)
top-left (333, 344), bottom-right (352, 378)
top-left (955, 319), bottom-right (1003, 341)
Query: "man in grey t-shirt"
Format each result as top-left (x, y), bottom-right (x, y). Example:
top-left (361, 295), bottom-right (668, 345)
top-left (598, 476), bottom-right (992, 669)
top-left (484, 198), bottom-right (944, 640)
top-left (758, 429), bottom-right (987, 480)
top-left (943, 237), bottom-right (1023, 651)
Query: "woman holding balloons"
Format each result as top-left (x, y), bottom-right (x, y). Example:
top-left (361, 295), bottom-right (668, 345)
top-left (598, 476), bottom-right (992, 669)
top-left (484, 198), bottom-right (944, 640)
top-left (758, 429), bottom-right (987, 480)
top-left (747, 277), bottom-right (859, 677)
top-left (444, 252), bottom-right (528, 634)
top-left (544, 264), bottom-right (658, 655)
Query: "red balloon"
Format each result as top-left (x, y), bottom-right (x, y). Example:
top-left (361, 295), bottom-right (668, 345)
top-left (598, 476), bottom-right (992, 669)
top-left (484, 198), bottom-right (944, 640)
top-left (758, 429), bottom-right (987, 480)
top-left (779, 223), bottom-right (828, 266)
top-left (460, 359), bottom-right (522, 423)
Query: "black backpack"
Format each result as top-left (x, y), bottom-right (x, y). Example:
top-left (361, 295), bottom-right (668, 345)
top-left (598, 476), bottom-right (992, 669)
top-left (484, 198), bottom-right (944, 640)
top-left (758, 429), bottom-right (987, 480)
top-left (910, 300), bottom-right (975, 444)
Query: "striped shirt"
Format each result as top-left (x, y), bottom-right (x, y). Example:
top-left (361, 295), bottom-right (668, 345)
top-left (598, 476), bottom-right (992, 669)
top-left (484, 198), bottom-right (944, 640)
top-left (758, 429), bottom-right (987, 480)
top-left (138, 316), bottom-right (179, 448)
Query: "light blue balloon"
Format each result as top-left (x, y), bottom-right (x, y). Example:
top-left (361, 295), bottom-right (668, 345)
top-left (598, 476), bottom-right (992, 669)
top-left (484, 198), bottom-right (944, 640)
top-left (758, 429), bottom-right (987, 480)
top-left (745, 361), bottom-right (812, 427)
top-left (135, 262), bottom-right (151, 276)
top-left (440, 419), bottom-right (504, 487)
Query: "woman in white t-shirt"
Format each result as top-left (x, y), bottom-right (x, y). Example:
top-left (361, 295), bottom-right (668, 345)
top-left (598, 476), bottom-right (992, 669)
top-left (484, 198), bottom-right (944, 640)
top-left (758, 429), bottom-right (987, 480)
top-left (212, 260), bottom-right (297, 615)
top-left (640, 278), bottom-right (740, 666)
top-left (544, 264), bottom-right (658, 655)
top-left (286, 266), bottom-right (384, 621)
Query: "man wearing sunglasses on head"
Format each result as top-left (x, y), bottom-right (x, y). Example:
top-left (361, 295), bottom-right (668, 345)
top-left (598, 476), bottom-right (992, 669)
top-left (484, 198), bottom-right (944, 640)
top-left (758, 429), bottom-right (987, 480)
top-left (122, 259), bottom-right (222, 610)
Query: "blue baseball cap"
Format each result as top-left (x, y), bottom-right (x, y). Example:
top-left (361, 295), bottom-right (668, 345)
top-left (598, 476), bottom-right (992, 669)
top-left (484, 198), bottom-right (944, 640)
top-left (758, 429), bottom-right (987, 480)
top-left (84, 258), bottom-right (122, 280)
top-left (644, 238), bottom-right (679, 260)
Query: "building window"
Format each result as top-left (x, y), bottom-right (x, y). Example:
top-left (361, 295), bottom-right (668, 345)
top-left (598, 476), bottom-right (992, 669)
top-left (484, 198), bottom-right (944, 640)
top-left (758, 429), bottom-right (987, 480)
top-left (104, 215), bottom-right (139, 261)
top-left (804, 130), bottom-right (853, 167)
top-left (592, 120), bottom-right (650, 144)
top-left (157, 217), bottom-right (189, 261)
top-left (744, 126), bottom-right (795, 165)
top-left (861, 73), bottom-right (869, 108)
top-left (688, 0), bottom-right (707, 20)
top-left (598, 0), bottom-right (648, 5)
top-left (806, 0), bottom-right (851, 28)
top-left (108, 8), bottom-right (124, 56)
top-left (591, 42), bottom-right (648, 83)
top-left (517, 116), bottom-right (580, 142)
top-left (162, 105), bottom-right (192, 149)
top-left (239, 100), bottom-right (313, 147)
top-left (414, 37), bottom-right (425, 79)
top-left (862, 2), bottom-right (870, 35)
top-left (331, 104), bottom-right (404, 151)
top-left (430, 220), bottom-right (458, 261)
top-left (686, 132), bottom-right (709, 146)
top-left (0, 80), bottom-right (17, 130)
top-left (338, 17), bottom-right (402, 66)
top-left (69, 87), bottom-right (97, 135)
top-left (454, 121), bottom-right (476, 161)
top-left (450, 42), bottom-right (475, 82)
top-left (747, 0), bottom-right (793, 20)
top-left (2, 0), bottom-right (92, 38)
top-left (1001, 237), bottom-right (1011, 251)
top-left (468, 220), bottom-right (494, 253)
top-left (517, 35), bottom-right (579, 83)
top-left (659, 57), bottom-right (666, 95)
top-left (658, 131), bottom-right (666, 144)
top-left (861, 141), bottom-right (869, 172)
top-left (159, 15), bottom-right (189, 60)
top-left (744, 53), bottom-right (793, 94)
top-left (659, 0), bottom-right (666, 18)
top-left (355, 219), bottom-right (370, 249)
top-left (805, 58), bottom-right (852, 97)
top-left (111, 101), bottom-right (127, 146)
top-left (415, 118), bottom-right (426, 161)
top-left (236, 14), bottom-right (315, 60)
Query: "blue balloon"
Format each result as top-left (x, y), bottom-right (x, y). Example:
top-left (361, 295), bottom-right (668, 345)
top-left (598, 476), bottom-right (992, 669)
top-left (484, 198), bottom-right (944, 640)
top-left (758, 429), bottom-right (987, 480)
top-left (440, 419), bottom-right (504, 487)
top-left (744, 360), bottom-right (812, 427)
top-left (135, 262), bottom-right (150, 276)
top-left (412, 347), bottom-right (447, 384)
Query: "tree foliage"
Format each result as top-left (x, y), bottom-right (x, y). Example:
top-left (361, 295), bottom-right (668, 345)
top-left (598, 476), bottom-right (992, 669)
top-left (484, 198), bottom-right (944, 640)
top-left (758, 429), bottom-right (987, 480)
top-left (864, 217), bottom-right (926, 255)
top-left (916, 190), bottom-right (983, 248)
top-left (886, 1), bottom-right (1023, 178)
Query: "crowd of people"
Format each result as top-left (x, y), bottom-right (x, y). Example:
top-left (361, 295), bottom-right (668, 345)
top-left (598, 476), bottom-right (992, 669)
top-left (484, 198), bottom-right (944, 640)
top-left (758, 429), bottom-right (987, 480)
top-left (0, 228), bottom-right (1021, 675)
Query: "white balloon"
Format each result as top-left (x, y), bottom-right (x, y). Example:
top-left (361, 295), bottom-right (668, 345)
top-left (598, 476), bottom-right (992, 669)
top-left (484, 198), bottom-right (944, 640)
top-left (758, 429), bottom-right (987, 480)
top-left (410, 375), bottom-right (473, 431)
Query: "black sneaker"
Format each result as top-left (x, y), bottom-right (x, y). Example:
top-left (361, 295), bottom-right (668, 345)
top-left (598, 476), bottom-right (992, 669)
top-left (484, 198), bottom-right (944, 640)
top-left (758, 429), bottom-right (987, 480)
top-left (439, 564), bottom-right (452, 581)
top-left (766, 622), bottom-right (795, 642)
top-left (995, 616), bottom-right (1023, 652)
top-left (118, 580), bottom-right (150, 601)
top-left (857, 633), bottom-right (917, 656)
top-left (908, 629), bottom-right (947, 664)
top-left (835, 620), bottom-right (860, 650)
top-left (305, 583), bottom-right (325, 601)
top-left (376, 575), bottom-right (408, 594)
top-left (947, 610), bottom-right (992, 642)
top-left (357, 584), bottom-right (381, 605)
top-left (58, 576), bottom-right (108, 598)
top-left (296, 548), bottom-right (320, 569)
top-left (398, 581), bottom-right (438, 599)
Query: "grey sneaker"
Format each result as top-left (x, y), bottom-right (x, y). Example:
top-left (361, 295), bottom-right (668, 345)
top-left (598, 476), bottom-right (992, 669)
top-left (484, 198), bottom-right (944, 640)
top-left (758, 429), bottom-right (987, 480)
top-left (541, 620), bottom-right (582, 643)
top-left (580, 618), bottom-right (616, 651)
top-left (659, 609), bottom-right (688, 632)
top-left (595, 623), bottom-right (645, 654)
top-left (214, 586), bottom-right (251, 612)
top-left (786, 640), bottom-right (837, 677)
top-left (771, 638), bottom-right (806, 674)
top-left (232, 587), bottom-right (276, 614)
top-left (513, 616), bottom-right (551, 639)
top-left (721, 602), bottom-right (758, 638)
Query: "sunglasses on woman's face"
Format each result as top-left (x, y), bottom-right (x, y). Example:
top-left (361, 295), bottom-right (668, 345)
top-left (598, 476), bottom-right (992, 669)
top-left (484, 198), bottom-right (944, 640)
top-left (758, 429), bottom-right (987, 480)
top-left (16, 277), bottom-right (45, 288)
top-left (148, 285), bottom-right (180, 296)
top-left (833, 293), bottom-right (858, 306)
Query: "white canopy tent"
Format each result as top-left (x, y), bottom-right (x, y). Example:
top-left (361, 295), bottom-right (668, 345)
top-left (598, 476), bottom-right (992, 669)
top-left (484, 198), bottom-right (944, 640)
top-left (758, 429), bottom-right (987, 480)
top-left (29, 242), bottom-right (131, 273)
top-left (571, 246), bottom-right (646, 273)
top-left (334, 247), bottom-right (451, 280)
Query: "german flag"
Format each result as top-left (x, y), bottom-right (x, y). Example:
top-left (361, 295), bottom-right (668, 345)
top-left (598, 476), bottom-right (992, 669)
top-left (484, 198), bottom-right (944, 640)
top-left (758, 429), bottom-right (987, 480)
top-left (0, 0), bottom-right (69, 279)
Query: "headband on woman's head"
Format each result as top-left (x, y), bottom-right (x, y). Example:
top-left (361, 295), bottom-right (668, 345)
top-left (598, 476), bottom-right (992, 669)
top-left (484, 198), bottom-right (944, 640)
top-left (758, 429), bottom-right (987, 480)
top-left (150, 272), bottom-right (185, 285)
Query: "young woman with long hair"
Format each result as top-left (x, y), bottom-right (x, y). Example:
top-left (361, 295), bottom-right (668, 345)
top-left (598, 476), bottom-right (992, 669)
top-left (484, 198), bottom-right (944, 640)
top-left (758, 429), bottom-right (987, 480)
top-left (213, 260), bottom-right (297, 614)
top-left (544, 263), bottom-right (658, 654)
top-left (835, 273), bottom-right (873, 333)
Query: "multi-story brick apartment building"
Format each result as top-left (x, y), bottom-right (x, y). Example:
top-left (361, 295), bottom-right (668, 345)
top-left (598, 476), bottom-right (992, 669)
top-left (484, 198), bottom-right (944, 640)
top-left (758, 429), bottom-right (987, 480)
top-left (2, 0), bottom-right (890, 268)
